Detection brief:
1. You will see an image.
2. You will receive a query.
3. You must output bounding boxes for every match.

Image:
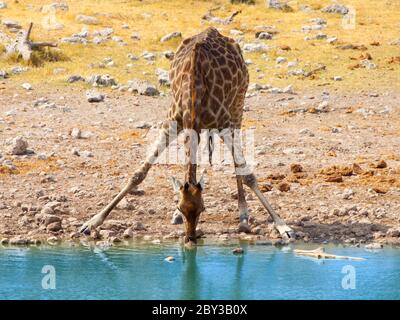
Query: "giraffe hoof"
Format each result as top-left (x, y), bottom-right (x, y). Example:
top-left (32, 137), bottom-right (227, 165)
top-left (79, 224), bottom-right (91, 235)
top-left (275, 223), bottom-right (295, 240)
top-left (79, 213), bottom-right (104, 235)
top-left (238, 221), bottom-right (251, 233)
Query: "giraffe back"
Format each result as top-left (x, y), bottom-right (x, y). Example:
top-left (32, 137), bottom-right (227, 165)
top-left (169, 27), bottom-right (249, 131)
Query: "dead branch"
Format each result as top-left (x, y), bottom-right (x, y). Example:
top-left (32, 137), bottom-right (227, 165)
top-left (6, 23), bottom-right (58, 62)
top-left (202, 10), bottom-right (241, 25)
top-left (294, 247), bottom-right (365, 261)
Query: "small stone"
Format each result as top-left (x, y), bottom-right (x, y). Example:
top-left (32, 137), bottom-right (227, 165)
top-left (321, 4), bottom-right (349, 15)
top-left (7, 136), bottom-right (28, 155)
top-left (0, 2), bottom-right (7, 9)
top-left (386, 228), bottom-right (400, 237)
top-left (123, 228), bottom-right (133, 239)
top-left (232, 247), bottom-right (244, 255)
top-left (165, 256), bottom-right (175, 262)
top-left (75, 15), bottom-right (98, 25)
top-left (333, 76), bottom-right (343, 81)
top-left (371, 159), bottom-right (387, 169)
top-left (342, 189), bottom-right (355, 200)
top-left (47, 236), bottom-right (60, 244)
top-left (160, 31), bottom-right (182, 43)
top-left (1, 238), bottom-right (9, 245)
top-left (47, 221), bottom-right (62, 232)
top-left (21, 83), bottom-right (32, 90)
top-left (278, 182), bottom-right (290, 192)
top-left (365, 243), bottom-right (383, 250)
top-left (86, 90), bottom-right (104, 103)
top-left (116, 198), bottom-right (134, 210)
top-left (130, 32), bottom-right (141, 40)
top-left (325, 176), bottom-right (343, 183)
top-left (276, 56), bottom-right (287, 64)
top-left (290, 163), bottom-right (303, 173)
top-left (71, 128), bottom-right (82, 139)
top-left (257, 32), bottom-right (273, 40)
top-left (132, 221), bottom-right (146, 231)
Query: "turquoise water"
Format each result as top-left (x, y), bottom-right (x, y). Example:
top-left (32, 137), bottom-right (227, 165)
top-left (0, 242), bottom-right (399, 300)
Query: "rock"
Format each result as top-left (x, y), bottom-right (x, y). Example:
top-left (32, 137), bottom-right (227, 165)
top-left (87, 74), bottom-right (117, 87)
top-left (132, 221), bottom-right (146, 231)
top-left (131, 32), bottom-right (141, 40)
top-left (162, 50), bottom-right (175, 60)
top-left (71, 128), bottom-right (81, 139)
top-left (333, 76), bottom-right (343, 81)
top-left (67, 75), bottom-right (85, 83)
top-left (0, 2), bottom-right (7, 9)
top-left (80, 150), bottom-right (93, 158)
top-left (316, 100), bottom-right (330, 112)
top-left (365, 243), bottom-right (383, 250)
top-left (47, 236), bottom-right (60, 244)
top-left (86, 90), bottom-right (105, 103)
top-left (171, 209), bottom-right (183, 225)
top-left (290, 163), bottom-right (303, 173)
top-left (116, 198), bottom-right (134, 210)
top-left (127, 79), bottom-right (159, 96)
top-left (321, 4), bottom-right (349, 15)
top-left (257, 32), bottom-right (273, 40)
top-left (325, 176), bottom-right (343, 183)
top-left (342, 189), bottom-right (355, 200)
top-left (10, 237), bottom-right (29, 245)
top-left (371, 159), bottom-right (387, 169)
top-left (7, 136), bottom-right (28, 155)
top-left (360, 59), bottom-right (377, 69)
top-left (1, 238), bottom-right (9, 245)
top-left (42, 3), bottom-right (69, 12)
top-left (230, 0), bottom-right (255, 4)
top-left (123, 227), bottom-right (133, 239)
top-left (2, 19), bottom-right (21, 29)
top-left (267, 0), bottom-right (293, 11)
top-left (21, 83), bottom-right (32, 90)
top-left (44, 215), bottom-right (61, 226)
top-left (276, 56), bottom-right (287, 64)
top-left (46, 220), bottom-right (62, 232)
top-left (160, 31), bottom-right (182, 43)
top-left (0, 70), bottom-right (9, 79)
top-left (387, 228), bottom-right (400, 237)
top-left (243, 43), bottom-right (268, 52)
top-left (278, 182), bottom-right (290, 192)
top-left (165, 256), bottom-right (175, 262)
top-left (142, 51), bottom-right (156, 61)
top-left (75, 14), bottom-right (98, 25)
top-left (156, 68), bottom-right (170, 86)
top-left (232, 247), bottom-right (244, 254)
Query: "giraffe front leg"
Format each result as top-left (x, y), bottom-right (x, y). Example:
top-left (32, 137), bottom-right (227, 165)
top-left (80, 122), bottom-right (178, 235)
top-left (236, 177), bottom-right (251, 233)
top-left (241, 172), bottom-right (295, 240)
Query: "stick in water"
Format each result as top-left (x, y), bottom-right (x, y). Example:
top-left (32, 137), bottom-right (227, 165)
top-left (294, 247), bottom-right (365, 261)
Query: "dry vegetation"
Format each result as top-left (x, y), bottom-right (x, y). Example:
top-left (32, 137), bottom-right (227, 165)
top-left (0, 0), bottom-right (399, 90)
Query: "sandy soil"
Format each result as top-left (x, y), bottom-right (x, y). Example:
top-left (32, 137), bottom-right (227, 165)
top-left (1, 83), bottom-right (400, 246)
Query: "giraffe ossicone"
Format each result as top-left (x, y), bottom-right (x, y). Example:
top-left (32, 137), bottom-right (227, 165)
top-left (80, 27), bottom-right (294, 243)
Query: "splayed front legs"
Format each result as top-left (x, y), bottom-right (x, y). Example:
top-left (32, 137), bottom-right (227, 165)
top-left (80, 122), bottom-right (177, 234)
top-left (224, 130), bottom-right (294, 239)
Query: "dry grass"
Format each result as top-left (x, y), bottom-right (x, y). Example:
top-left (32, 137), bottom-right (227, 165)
top-left (0, 0), bottom-right (399, 90)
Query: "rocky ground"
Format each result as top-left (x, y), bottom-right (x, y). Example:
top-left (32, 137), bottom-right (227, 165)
top-left (1, 82), bottom-right (400, 247)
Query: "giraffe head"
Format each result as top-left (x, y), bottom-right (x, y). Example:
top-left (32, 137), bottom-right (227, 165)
top-left (171, 175), bottom-right (205, 245)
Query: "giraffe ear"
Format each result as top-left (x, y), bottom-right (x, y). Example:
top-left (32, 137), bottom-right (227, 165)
top-left (171, 176), bottom-right (183, 193)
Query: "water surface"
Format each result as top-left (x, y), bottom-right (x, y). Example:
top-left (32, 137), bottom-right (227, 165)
top-left (1, 242), bottom-right (399, 299)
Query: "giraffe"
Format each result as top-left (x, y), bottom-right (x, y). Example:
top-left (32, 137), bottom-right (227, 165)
top-left (80, 27), bottom-right (294, 243)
